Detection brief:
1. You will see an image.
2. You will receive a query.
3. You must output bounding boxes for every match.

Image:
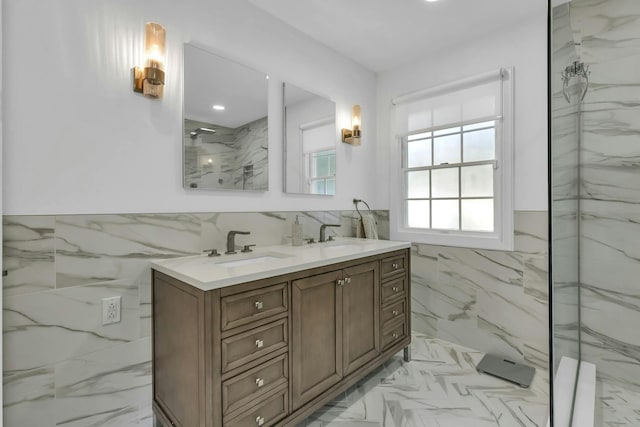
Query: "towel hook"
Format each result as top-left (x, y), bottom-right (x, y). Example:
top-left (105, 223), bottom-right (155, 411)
top-left (353, 198), bottom-right (371, 221)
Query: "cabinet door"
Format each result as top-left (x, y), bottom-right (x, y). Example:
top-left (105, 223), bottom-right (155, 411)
top-left (342, 261), bottom-right (380, 375)
top-left (291, 270), bottom-right (343, 410)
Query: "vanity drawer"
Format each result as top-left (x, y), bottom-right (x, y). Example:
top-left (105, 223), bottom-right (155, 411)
top-left (381, 254), bottom-right (407, 280)
top-left (382, 299), bottom-right (406, 327)
top-left (225, 386), bottom-right (288, 427)
top-left (221, 283), bottom-right (288, 331)
top-left (222, 354), bottom-right (288, 416)
top-left (381, 277), bottom-right (406, 304)
top-left (382, 321), bottom-right (407, 350)
top-left (222, 318), bottom-right (288, 373)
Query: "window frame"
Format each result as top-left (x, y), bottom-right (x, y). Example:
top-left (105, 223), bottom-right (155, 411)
top-left (390, 68), bottom-right (515, 251)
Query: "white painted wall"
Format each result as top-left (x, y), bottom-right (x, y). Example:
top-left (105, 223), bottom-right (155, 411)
top-left (375, 16), bottom-right (548, 211)
top-left (3, 0), bottom-right (376, 215)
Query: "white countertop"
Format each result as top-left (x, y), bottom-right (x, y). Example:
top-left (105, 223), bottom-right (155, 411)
top-left (151, 237), bottom-right (411, 291)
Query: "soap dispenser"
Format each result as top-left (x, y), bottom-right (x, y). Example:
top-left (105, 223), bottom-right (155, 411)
top-left (292, 216), bottom-right (303, 246)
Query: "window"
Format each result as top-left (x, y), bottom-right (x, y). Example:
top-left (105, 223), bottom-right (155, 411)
top-left (308, 149), bottom-right (336, 195)
top-left (390, 68), bottom-right (514, 250)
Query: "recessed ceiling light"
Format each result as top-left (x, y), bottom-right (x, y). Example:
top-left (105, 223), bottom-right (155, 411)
top-left (212, 105), bottom-right (225, 111)
top-left (425, 0), bottom-right (439, 2)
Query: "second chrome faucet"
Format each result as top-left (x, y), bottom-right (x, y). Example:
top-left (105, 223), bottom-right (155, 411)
top-left (226, 230), bottom-right (250, 254)
top-left (319, 224), bottom-right (340, 243)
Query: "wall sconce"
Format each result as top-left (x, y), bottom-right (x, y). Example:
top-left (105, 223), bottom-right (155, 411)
top-left (133, 22), bottom-right (166, 98)
top-left (342, 105), bottom-right (361, 145)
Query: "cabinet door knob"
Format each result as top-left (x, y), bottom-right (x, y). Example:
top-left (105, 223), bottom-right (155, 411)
top-left (255, 377), bottom-right (265, 388)
top-left (392, 286), bottom-right (399, 292)
top-left (392, 310), bottom-right (399, 316)
top-left (392, 333), bottom-right (399, 339)
top-left (392, 263), bottom-right (399, 269)
top-left (256, 416), bottom-right (265, 426)
top-left (337, 279), bottom-right (345, 286)
top-left (255, 301), bottom-right (264, 310)
top-left (345, 277), bottom-right (352, 284)
top-left (255, 339), bottom-right (264, 348)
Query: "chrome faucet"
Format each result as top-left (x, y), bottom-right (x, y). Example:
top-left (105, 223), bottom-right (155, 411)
top-left (319, 224), bottom-right (340, 243)
top-left (226, 230), bottom-right (250, 254)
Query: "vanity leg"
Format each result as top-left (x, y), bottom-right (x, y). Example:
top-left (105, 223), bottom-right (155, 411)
top-left (403, 346), bottom-right (411, 362)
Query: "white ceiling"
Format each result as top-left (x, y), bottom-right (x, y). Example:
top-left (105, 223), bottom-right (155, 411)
top-left (249, 0), bottom-right (546, 72)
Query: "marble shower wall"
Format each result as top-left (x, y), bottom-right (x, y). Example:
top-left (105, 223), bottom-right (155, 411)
top-left (410, 211), bottom-right (550, 384)
top-left (233, 116), bottom-right (268, 191)
top-left (571, 0), bottom-right (640, 391)
top-left (183, 116), bottom-right (268, 191)
top-left (2, 210), bottom-right (389, 426)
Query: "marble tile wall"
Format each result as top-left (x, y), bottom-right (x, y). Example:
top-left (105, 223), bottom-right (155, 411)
top-left (410, 211), bottom-right (550, 385)
top-left (2, 209), bottom-right (388, 426)
top-left (570, 0), bottom-right (640, 392)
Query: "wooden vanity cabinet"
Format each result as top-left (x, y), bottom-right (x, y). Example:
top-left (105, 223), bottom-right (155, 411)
top-left (152, 249), bottom-right (410, 427)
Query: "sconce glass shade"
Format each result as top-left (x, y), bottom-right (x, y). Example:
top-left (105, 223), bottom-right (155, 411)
top-left (352, 104), bottom-right (361, 136)
top-left (133, 22), bottom-right (166, 98)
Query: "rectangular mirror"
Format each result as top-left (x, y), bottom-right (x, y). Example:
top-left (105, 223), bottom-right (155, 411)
top-left (283, 83), bottom-right (336, 195)
top-left (183, 43), bottom-right (268, 191)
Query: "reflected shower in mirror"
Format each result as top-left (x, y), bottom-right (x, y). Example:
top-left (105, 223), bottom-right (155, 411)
top-left (283, 82), bottom-right (336, 195)
top-left (183, 43), bottom-right (268, 191)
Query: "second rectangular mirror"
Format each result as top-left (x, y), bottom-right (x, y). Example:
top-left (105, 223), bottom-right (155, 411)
top-left (283, 83), bottom-right (336, 195)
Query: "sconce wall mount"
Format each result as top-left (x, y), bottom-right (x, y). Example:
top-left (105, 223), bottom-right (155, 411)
top-left (342, 104), bottom-right (361, 146)
top-left (133, 22), bottom-right (166, 99)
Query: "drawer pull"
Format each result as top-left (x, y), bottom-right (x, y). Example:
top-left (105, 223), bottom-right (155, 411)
top-left (255, 339), bottom-right (264, 348)
top-left (392, 286), bottom-right (399, 292)
top-left (392, 310), bottom-right (399, 316)
top-left (392, 263), bottom-right (399, 269)
top-left (255, 377), bottom-right (265, 388)
top-left (392, 333), bottom-right (399, 339)
top-left (254, 301), bottom-right (264, 310)
top-left (256, 416), bottom-right (265, 426)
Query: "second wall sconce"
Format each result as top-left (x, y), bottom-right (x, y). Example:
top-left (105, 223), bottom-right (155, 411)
top-left (133, 22), bottom-right (166, 99)
top-left (342, 105), bottom-right (361, 145)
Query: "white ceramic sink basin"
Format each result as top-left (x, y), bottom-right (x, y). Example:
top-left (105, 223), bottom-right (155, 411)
top-left (213, 252), bottom-right (290, 268)
top-left (319, 241), bottom-right (361, 250)
top-left (322, 244), bottom-right (356, 250)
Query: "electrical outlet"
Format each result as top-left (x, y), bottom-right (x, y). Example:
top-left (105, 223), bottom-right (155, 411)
top-left (102, 296), bottom-right (121, 325)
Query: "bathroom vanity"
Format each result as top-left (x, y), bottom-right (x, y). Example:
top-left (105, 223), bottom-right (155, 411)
top-left (151, 238), bottom-right (411, 427)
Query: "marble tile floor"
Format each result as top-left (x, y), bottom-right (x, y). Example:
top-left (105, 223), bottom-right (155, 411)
top-left (596, 380), bottom-right (640, 427)
top-left (299, 333), bottom-right (549, 427)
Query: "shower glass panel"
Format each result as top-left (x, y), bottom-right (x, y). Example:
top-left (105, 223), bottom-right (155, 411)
top-left (550, 0), bottom-right (640, 425)
top-left (550, 2), bottom-right (582, 424)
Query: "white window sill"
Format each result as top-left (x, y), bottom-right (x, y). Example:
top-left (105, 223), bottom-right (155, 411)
top-left (391, 227), bottom-right (514, 251)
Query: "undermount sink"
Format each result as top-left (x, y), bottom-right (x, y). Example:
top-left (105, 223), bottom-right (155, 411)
top-left (213, 252), bottom-right (290, 268)
top-left (319, 241), bottom-right (360, 249)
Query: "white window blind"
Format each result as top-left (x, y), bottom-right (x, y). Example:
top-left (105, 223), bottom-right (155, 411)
top-left (301, 118), bottom-right (334, 154)
top-left (393, 70), bottom-right (503, 136)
